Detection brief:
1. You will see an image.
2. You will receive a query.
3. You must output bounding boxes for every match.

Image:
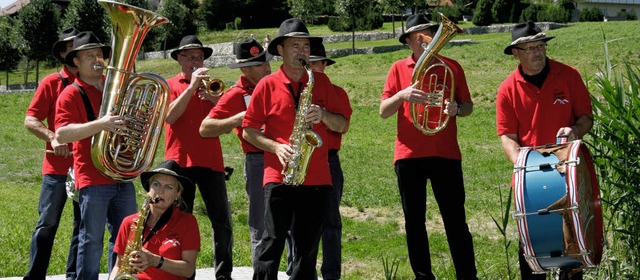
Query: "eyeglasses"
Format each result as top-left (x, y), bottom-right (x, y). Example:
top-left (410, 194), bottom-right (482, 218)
top-left (179, 54), bottom-right (204, 61)
top-left (514, 44), bottom-right (547, 53)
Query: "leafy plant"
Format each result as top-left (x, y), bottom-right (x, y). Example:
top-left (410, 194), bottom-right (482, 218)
top-left (382, 255), bottom-right (401, 280)
top-left (489, 185), bottom-right (515, 280)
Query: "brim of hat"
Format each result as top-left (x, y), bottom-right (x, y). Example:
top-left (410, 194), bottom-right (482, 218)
top-left (170, 46), bottom-right (214, 60)
top-left (399, 24), bottom-right (439, 44)
top-left (65, 46), bottom-right (112, 67)
top-left (140, 170), bottom-right (194, 192)
top-left (52, 40), bottom-right (73, 63)
top-left (228, 52), bottom-right (272, 69)
top-left (267, 36), bottom-right (323, 56)
top-left (503, 36), bottom-right (554, 55)
top-left (309, 56), bottom-right (335, 66)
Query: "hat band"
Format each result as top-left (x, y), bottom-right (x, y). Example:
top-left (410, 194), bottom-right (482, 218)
top-left (152, 167), bottom-right (179, 176)
top-left (283, 31), bottom-right (312, 37)
top-left (76, 43), bottom-right (106, 51)
top-left (405, 23), bottom-right (436, 34)
top-left (236, 50), bottom-right (267, 63)
top-left (62, 35), bottom-right (77, 42)
top-left (179, 43), bottom-right (204, 50)
top-left (511, 33), bottom-right (547, 46)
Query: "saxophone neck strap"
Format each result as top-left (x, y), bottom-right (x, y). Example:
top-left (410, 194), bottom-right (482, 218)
top-left (142, 205), bottom-right (173, 245)
top-left (286, 82), bottom-right (303, 109)
top-left (72, 82), bottom-right (96, 121)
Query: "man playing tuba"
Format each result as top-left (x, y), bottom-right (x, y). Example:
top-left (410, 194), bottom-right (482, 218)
top-left (379, 13), bottom-right (478, 280)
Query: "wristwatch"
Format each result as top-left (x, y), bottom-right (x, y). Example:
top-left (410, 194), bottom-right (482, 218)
top-left (156, 256), bottom-right (164, 269)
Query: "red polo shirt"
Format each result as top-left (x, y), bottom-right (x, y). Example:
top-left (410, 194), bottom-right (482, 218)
top-left (242, 66), bottom-right (340, 186)
top-left (26, 67), bottom-right (76, 175)
top-left (114, 206), bottom-right (200, 280)
top-left (496, 59), bottom-right (593, 147)
top-left (165, 74), bottom-right (224, 172)
top-left (208, 75), bottom-right (261, 153)
top-left (55, 77), bottom-right (115, 189)
top-left (382, 55), bottom-right (472, 163)
top-left (326, 85), bottom-right (352, 151)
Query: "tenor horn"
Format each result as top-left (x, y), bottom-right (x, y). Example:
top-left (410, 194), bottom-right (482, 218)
top-left (91, 0), bottom-right (170, 181)
top-left (410, 13), bottom-right (463, 136)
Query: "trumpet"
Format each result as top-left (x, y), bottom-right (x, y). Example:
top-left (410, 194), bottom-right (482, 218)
top-left (191, 67), bottom-right (225, 97)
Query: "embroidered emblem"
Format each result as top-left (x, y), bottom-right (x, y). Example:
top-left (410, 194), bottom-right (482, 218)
top-left (552, 90), bottom-right (569, 105)
top-left (164, 239), bottom-right (181, 246)
top-left (250, 46), bottom-right (260, 57)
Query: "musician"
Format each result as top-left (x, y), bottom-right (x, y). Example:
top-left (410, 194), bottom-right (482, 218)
top-left (199, 37), bottom-right (272, 263)
top-left (496, 20), bottom-right (594, 280)
top-left (308, 42), bottom-right (352, 280)
top-left (379, 13), bottom-right (478, 280)
top-left (23, 27), bottom-right (81, 280)
top-left (55, 31), bottom-right (137, 279)
top-left (164, 35), bottom-right (233, 279)
top-left (110, 160), bottom-right (200, 280)
top-left (242, 18), bottom-right (348, 279)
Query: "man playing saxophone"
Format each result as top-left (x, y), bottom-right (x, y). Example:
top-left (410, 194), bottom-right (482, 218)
top-left (55, 31), bottom-right (138, 279)
top-left (242, 18), bottom-right (348, 279)
top-left (164, 35), bottom-right (233, 279)
top-left (379, 13), bottom-right (478, 279)
top-left (110, 160), bottom-right (200, 280)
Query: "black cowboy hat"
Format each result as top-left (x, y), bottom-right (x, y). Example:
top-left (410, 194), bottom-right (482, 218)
top-left (309, 43), bottom-right (335, 66)
top-left (170, 35), bottom-right (213, 61)
top-left (140, 160), bottom-right (194, 192)
top-left (399, 13), bottom-right (439, 44)
top-left (504, 20), bottom-right (554, 55)
top-left (64, 31), bottom-right (111, 67)
top-left (52, 27), bottom-right (80, 64)
top-left (267, 18), bottom-right (322, 56)
top-left (228, 38), bottom-right (272, 69)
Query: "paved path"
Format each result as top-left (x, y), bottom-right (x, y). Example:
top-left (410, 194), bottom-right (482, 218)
top-left (0, 266), bottom-right (291, 280)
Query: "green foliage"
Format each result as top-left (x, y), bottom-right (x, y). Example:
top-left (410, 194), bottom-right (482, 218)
top-left (16, 0), bottom-right (60, 62)
top-left (588, 33), bottom-right (640, 279)
top-left (329, 0), bottom-right (383, 32)
top-left (538, 4), bottom-right (571, 23)
top-left (519, 3), bottom-right (541, 22)
top-left (0, 17), bottom-right (21, 75)
top-left (436, 4), bottom-right (466, 22)
top-left (492, 0), bottom-right (512, 24)
top-left (580, 7), bottom-right (604, 22)
top-left (157, 0), bottom-right (197, 50)
top-left (472, 0), bottom-right (493, 26)
top-left (62, 0), bottom-right (108, 43)
top-left (200, 0), bottom-right (241, 30)
top-left (287, 0), bottom-right (325, 23)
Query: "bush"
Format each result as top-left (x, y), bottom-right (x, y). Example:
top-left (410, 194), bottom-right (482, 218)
top-left (580, 7), bottom-right (604, 22)
top-left (437, 5), bottom-right (465, 23)
top-left (472, 0), bottom-right (493, 26)
top-left (519, 4), bottom-right (541, 22)
top-left (328, 1), bottom-right (383, 32)
top-left (538, 4), bottom-right (571, 23)
top-left (492, 0), bottom-right (512, 23)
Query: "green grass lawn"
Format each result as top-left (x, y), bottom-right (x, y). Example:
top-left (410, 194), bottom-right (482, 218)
top-left (0, 20), bottom-right (638, 279)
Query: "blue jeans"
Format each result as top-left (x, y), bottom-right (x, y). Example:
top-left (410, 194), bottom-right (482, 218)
top-left (24, 174), bottom-right (81, 280)
top-left (75, 182), bottom-right (136, 280)
top-left (321, 151), bottom-right (344, 280)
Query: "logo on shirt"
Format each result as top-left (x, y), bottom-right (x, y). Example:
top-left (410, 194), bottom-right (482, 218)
top-left (164, 239), bottom-right (181, 247)
top-left (552, 90), bottom-right (569, 105)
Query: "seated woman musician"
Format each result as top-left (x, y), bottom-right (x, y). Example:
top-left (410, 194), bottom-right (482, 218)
top-left (109, 160), bottom-right (200, 280)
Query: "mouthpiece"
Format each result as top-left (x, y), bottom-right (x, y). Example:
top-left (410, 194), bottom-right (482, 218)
top-left (150, 197), bottom-right (161, 204)
top-left (299, 59), bottom-right (307, 67)
top-left (93, 64), bottom-right (105, 71)
top-left (191, 66), bottom-right (198, 72)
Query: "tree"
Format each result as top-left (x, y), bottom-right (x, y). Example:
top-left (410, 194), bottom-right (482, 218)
top-left (157, 0), bottom-right (194, 51)
top-left (119, 0), bottom-right (163, 52)
top-left (287, 0), bottom-right (325, 23)
top-left (16, 0), bottom-right (60, 86)
top-left (62, 0), bottom-right (108, 43)
top-left (0, 17), bottom-right (21, 87)
top-left (335, 0), bottom-right (375, 53)
top-left (492, 0), bottom-right (511, 23)
top-left (472, 0), bottom-right (493, 26)
top-left (201, 0), bottom-right (241, 30)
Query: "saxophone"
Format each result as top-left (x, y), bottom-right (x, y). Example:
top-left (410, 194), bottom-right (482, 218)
top-left (114, 197), bottom-right (159, 280)
top-left (281, 59), bottom-right (323, 186)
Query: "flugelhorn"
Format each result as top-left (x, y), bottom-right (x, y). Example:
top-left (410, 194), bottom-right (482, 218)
top-left (91, 0), bottom-right (170, 181)
top-left (192, 67), bottom-right (226, 97)
top-left (410, 13), bottom-right (463, 136)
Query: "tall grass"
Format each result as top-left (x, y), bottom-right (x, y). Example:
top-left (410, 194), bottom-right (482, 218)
top-left (0, 21), bottom-right (639, 279)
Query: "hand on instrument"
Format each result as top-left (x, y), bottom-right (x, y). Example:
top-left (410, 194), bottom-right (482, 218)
top-left (400, 81), bottom-right (428, 104)
top-left (306, 105), bottom-right (324, 124)
top-left (190, 67), bottom-right (210, 92)
top-left (275, 143), bottom-right (294, 167)
top-left (51, 139), bottom-right (71, 157)
top-left (556, 126), bottom-right (578, 141)
top-left (100, 112), bottom-right (127, 133)
top-left (444, 99), bottom-right (458, 116)
top-left (129, 248), bottom-right (158, 271)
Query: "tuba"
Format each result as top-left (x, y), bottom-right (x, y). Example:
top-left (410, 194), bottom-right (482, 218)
top-left (281, 59), bottom-right (323, 186)
top-left (91, 0), bottom-right (170, 181)
top-left (114, 197), bottom-right (159, 280)
top-left (410, 13), bottom-right (463, 136)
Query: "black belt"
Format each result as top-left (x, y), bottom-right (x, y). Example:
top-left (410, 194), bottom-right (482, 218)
top-left (246, 152), bottom-right (264, 155)
top-left (329, 149), bottom-right (338, 155)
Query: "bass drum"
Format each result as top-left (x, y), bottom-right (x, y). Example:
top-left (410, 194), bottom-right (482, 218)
top-left (513, 139), bottom-right (603, 273)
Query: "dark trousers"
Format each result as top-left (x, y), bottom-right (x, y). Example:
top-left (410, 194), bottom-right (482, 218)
top-left (24, 174), bottom-right (81, 280)
top-left (253, 183), bottom-right (330, 280)
top-left (181, 166), bottom-right (234, 279)
top-left (518, 246), bottom-right (584, 280)
top-left (245, 153), bottom-right (265, 263)
top-left (395, 157), bottom-right (477, 280)
top-left (321, 151), bottom-right (344, 280)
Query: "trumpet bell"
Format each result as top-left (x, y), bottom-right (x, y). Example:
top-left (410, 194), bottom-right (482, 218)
top-left (201, 78), bottom-right (225, 97)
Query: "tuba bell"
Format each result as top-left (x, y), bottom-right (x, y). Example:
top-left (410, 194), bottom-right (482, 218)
top-left (91, 0), bottom-right (170, 181)
top-left (410, 13), bottom-right (463, 136)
